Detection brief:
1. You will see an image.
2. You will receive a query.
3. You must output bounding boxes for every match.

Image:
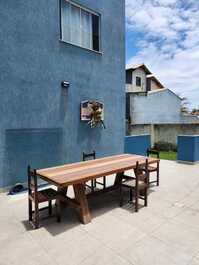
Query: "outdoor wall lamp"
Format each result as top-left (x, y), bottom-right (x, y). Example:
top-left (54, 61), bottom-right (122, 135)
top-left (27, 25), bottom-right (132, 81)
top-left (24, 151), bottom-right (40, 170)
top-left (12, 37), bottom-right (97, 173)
top-left (61, 81), bottom-right (70, 88)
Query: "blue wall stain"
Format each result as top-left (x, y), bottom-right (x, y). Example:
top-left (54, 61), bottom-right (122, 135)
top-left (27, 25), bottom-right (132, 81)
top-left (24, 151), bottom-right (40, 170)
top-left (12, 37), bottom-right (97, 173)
top-left (178, 135), bottom-right (199, 163)
top-left (124, 135), bottom-right (151, 156)
top-left (0, 0), bottom-right (125, 187)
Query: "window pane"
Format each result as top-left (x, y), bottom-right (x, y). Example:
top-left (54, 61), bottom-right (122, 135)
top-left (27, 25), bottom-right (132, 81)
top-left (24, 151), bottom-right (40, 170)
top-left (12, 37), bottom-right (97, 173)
top-left (61, 0), bottom-right (70, 42)
top-left (60, 1), bottom-right (101, 52)
top-left (136, 77), bottom-right (141, 87)
top-left (92, 14), bottom-right (100, 51)
top-left (81, 10), bottom-right (92, 49)
top-left (70, 5), bottom-right (81, 46)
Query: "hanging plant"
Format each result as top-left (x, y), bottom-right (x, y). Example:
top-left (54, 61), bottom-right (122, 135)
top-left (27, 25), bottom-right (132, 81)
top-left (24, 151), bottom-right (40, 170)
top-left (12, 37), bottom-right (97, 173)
top-left (80, 100), bottom-right (106, 129)
top-left (87, 101), bottom-right (106, 129)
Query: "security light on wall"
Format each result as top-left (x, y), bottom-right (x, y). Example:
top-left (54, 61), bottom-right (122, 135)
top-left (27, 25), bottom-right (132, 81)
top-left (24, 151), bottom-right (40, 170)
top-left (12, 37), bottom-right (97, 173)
top-left (61, 81), bottom-right (70, 88)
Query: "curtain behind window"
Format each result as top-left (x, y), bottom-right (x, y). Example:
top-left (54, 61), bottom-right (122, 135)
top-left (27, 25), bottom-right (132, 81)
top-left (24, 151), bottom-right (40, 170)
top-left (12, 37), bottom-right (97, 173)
top-left (81, 10), bottom-right (92, 49)
top-left (70, 4), bottom-right (81, 46)
top-left (61, 1), bottom-right (94, 50)
top-left (61, 0), bottom-right (70, 42)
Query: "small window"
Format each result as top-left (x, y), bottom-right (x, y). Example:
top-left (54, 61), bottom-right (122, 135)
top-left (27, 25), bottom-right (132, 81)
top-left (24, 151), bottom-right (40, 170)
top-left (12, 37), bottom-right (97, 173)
top-left (136, 76), bottom-right (141, 87)
top-left (60, 0), bottom-right (101, 52)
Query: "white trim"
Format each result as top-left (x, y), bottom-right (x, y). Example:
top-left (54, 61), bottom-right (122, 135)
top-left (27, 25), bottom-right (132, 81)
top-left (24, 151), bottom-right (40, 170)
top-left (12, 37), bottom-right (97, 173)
top-left (65, 0), bottom-right (100, 16)
top-left (61, 0), bottom-right (101, 52)
top-left (59, 39), bottom-right (103, 54)
top-left (178, 135), bottom-right (199, 137)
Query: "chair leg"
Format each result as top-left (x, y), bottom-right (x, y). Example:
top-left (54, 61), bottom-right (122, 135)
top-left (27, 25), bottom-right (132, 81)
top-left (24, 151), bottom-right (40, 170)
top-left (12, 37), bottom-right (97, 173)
top-left (34, 202), bottom-right (39, 229)
top-left (91, 180), bottom-right (95, 192)
top-left (119, 185), bottom-right (123, 207)
top-left (103, 176), bottom-right (106, 189)
top-left (144, 188), bottom-right (148, 207)
top-left (28, 199), bottom-right (32, 221)
top-left (129, 189), bottom-right (133, 203)
top-left (56, 199), bottom-right (61, 223)
top-left (134, 190), bottom-right (139, 212)
top-left (48, 200), bottom-right (52, 216)
top-left (157, 168), bottom-right (159, 186)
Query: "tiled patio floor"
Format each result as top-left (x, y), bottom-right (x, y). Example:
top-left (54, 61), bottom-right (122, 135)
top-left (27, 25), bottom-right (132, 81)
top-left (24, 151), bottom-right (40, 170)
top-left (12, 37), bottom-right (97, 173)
top-left (0, 160), bottom-right (199, 265)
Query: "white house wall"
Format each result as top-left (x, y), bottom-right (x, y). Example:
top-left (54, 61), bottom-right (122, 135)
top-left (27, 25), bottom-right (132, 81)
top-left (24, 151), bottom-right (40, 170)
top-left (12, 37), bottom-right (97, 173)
top-left (150, 79), bottom-right (161, 91)
top-left (127, 68), bottom-right (147, 93)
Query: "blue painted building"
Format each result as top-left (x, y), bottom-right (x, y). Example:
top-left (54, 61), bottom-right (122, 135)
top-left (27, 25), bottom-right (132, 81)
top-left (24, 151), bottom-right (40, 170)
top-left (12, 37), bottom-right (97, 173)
top-left (124, 135), bottom-right (151, 156)
top-left (0, 0), bottom-right (125, 188)
top-left (126, 65), bottom-right (199, 146)
top-left (129, 89), bottom-right (193, 125)
top-left (178, 135), bottom-right (199, 164)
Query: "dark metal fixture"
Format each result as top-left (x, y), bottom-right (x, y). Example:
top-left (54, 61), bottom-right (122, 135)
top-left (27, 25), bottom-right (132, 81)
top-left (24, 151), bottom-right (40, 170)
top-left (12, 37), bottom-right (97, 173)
top-left (61, 81), bottom-right (70, 88)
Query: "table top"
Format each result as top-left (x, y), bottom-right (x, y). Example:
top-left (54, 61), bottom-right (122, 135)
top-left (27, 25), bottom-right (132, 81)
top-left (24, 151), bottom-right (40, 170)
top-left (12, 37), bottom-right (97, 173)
top-left (37, 154), bottom-right (159, 187)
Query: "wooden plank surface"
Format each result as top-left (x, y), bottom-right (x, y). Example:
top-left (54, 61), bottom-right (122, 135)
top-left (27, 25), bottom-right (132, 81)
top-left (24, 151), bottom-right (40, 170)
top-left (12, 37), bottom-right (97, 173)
top-left (37, 154), bottom-right (159, 187)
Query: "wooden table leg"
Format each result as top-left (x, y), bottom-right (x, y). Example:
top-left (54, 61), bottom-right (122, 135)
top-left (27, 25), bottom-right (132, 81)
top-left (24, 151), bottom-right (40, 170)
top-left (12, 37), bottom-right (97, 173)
top-left (73, 183), bottom-right (91, 224)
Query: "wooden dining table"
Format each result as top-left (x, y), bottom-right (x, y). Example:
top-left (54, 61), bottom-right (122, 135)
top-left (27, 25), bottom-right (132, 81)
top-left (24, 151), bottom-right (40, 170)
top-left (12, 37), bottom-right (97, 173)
top-left (36, 154), bottom-right (159, 224)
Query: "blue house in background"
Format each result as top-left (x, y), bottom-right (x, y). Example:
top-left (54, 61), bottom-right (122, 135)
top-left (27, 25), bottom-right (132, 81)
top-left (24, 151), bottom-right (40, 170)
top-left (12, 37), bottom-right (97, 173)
top-left (0, 0), bottom-right (125, 188)
top-left (126, 64), bottom-right (199, 146)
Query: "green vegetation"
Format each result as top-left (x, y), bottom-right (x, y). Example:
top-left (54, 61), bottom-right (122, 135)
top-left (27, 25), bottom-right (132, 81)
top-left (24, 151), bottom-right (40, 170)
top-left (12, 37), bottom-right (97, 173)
top-left (159, 151), bottom-right (177, 161)
top-left (154, 141), bottom-right (177, 152)
top-left (152, 141), bottom-right (177, 160)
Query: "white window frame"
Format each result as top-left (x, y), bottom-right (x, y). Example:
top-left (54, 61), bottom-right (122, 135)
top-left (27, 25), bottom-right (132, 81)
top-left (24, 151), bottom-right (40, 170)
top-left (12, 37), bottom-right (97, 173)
top-left (60, 0), bottom-right (102, 53)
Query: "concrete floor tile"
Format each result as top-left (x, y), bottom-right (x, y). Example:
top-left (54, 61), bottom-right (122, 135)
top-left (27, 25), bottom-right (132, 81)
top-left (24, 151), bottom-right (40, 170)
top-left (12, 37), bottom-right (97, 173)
top-left (80, 246), bottom-right (132, 265)
top-left (153, 221), bottom-right (199, 256)
top-left (110, 206), bottom-right (168, 234)
top-left (189, 257), bottom-right (199, 265)
top-left (172, 208), bottom-right (199, 231)
top-left (38, 233), bottom-right (101, 265)
top-left (0, 233), bottom-right (58, 265)
top-left (121, 235), bottom-right (192, 265)
top-left (82, 214), bottom-right (146, 252)
top-left (0, 218), bottom-right (26, 244)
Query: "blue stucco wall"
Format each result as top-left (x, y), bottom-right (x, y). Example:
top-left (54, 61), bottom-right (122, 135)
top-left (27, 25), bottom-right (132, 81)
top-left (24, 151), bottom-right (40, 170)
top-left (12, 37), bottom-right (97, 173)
top-left (130, 89), bottom-right (183, 124)
top-left (124, 135), bottom-right (151, 156)
top-left (178, 135), bottom-right (199, 163)
top-left (0, 0), bottom-right (125, 187)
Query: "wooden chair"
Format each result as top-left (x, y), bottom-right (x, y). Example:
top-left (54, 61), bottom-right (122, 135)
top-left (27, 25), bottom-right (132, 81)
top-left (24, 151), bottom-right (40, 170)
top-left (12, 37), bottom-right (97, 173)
top-left (144, 148), bottom-right (160, 186)
top-left (82, 151), bottom-right (106, 192)
top-left (119, 159), bottom-right (149, 212)
top-left (28, 165), bottom-right (61, 229)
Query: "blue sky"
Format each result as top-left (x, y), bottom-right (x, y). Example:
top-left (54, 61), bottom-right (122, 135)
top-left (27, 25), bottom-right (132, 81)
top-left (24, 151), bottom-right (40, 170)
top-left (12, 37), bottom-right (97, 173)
top-left (126, 0), bottom-right (199, 109)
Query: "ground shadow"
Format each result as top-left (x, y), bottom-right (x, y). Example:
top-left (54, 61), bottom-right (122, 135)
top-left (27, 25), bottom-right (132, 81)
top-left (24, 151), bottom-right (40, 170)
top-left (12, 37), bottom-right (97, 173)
top-left (21, 186), bottom-right (156, 236)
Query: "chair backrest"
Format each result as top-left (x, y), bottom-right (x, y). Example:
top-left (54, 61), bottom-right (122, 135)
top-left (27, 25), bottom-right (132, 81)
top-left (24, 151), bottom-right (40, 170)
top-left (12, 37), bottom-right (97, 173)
top-left (147, 148), bottom-right (160, 159)
top-left (82, 151), bottom-right (96, 161)
top-left (27, 165), bottom-right (38, 199)
top-left (135, 159), bottom-right (149, 187)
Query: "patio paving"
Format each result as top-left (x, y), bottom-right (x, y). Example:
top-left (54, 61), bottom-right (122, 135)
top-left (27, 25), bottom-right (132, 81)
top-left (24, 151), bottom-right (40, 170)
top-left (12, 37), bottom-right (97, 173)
top-left (0, 160), bottom-right (199, 265)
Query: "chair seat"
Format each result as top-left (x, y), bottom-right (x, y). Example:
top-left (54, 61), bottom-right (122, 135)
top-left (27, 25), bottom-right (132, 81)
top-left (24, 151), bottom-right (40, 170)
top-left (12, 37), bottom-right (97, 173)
top-left (141, 165), bottom-right (157, 172)
top-left (122, 179), bottom-right (147, 189)
top-left (123, 174), bottom-right (147, 181)
top-left (32, 188), bottom-right (58, 203)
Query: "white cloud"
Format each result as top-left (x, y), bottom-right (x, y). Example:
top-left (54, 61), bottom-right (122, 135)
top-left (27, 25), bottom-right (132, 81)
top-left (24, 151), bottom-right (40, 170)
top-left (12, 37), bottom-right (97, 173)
top-left (126, 0), bottom-right (199, 109)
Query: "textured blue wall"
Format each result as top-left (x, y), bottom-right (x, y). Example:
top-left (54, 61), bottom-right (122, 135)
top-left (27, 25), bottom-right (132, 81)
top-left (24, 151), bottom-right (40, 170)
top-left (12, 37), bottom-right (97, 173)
top-left (130, 89), bottom-right (185, 124)
top-left (124, 135), bottom-right (151, 156)
top-left (0, 0), bottom-right (125, 187)
top-left (178, 135), bottom-right (199, 163)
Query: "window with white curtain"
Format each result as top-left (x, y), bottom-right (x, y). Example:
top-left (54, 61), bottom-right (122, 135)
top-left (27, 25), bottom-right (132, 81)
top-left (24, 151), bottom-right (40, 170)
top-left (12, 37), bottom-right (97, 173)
top-left (60, 0), bottom-right (101, 52)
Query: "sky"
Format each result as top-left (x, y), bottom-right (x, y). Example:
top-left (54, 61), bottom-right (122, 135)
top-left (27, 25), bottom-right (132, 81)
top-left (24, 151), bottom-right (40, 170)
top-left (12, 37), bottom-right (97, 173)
top-left (125, 0), bottom-right (199, 109)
